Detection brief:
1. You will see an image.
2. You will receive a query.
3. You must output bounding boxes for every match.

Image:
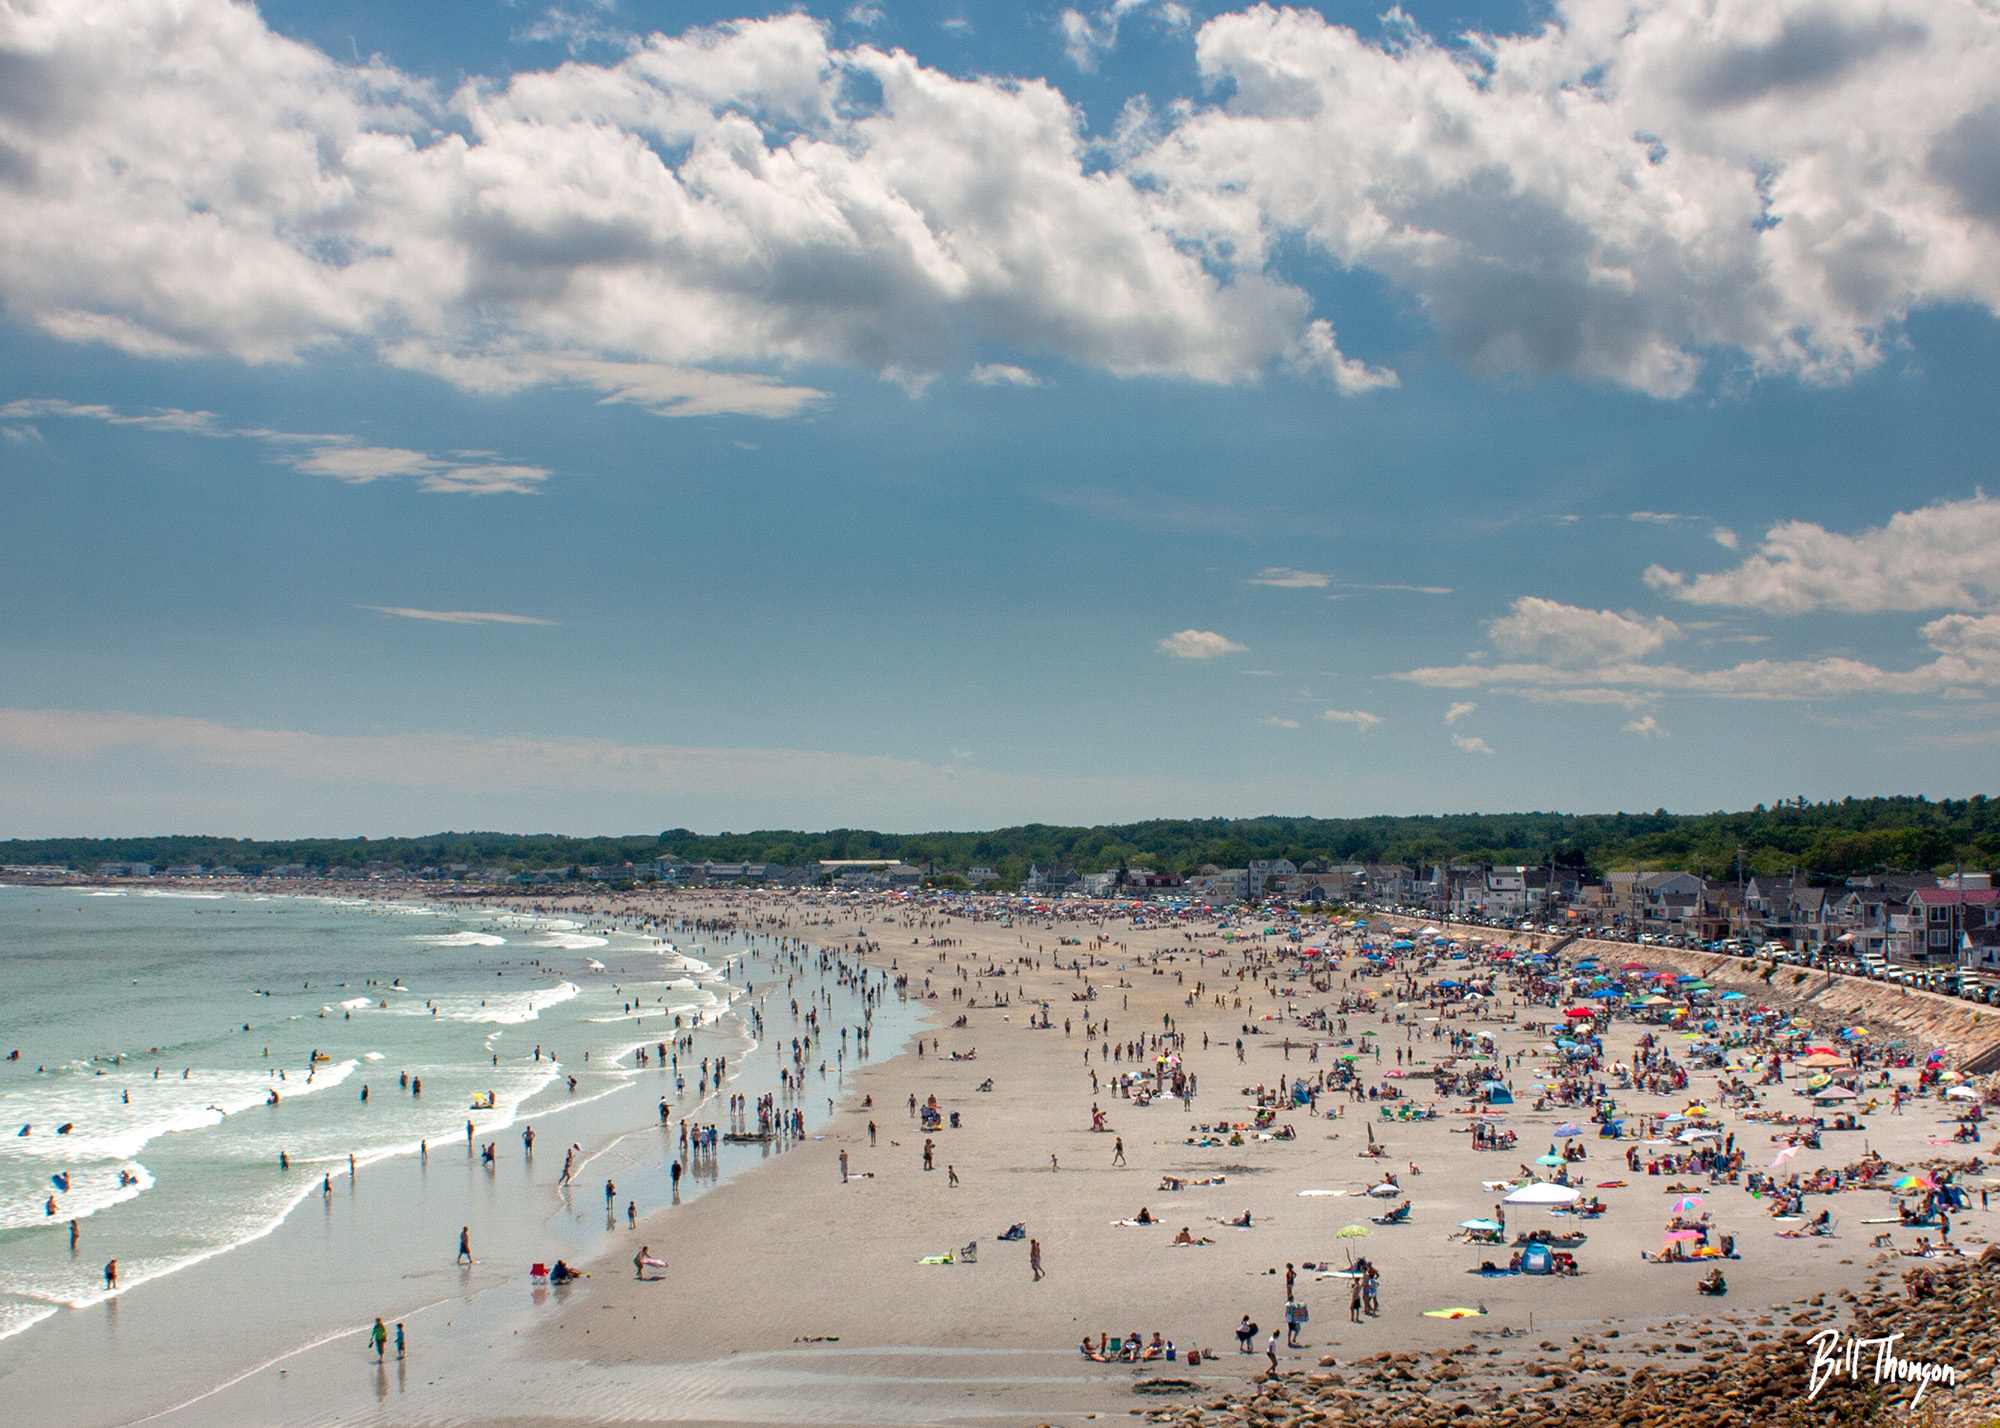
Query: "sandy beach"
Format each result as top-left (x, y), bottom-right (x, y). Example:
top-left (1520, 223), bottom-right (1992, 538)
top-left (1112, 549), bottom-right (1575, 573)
top-left (16, 885), bottom-right (2000, 1427)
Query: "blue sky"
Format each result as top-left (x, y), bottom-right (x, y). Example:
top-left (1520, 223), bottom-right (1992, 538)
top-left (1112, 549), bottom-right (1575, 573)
top-left (1, 0), bottom-right (1997, 837)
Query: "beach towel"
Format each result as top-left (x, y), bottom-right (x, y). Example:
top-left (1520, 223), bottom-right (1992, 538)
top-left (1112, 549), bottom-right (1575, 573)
top-left (918, 1253), bottom-right (954, 1264)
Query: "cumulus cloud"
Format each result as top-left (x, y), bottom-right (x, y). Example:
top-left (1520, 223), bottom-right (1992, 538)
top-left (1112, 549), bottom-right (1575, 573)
top-left (969, 363), bottom-right (1040, 387)
top-left (1135, 0), bottom-right (2000, 395)
top-left (1159, 628), bottom-right (1247, 659)
top-left (1444, 701), bottom-right (1477, 724)
top-left (1397, 604), bottom-right (2000, 701)
top-left (5, 0), bottom-right (1998, 405)
top-left (1059, 0), bottom-right (1191, 72)
top-left (365, 607), bottom-right (559, 626)
top-left (2, 397), bottom-right (549, 494)
top-left (1248, 567), bottom-right (1331, 588)
top-left (1646, 493), bottom-right (2000, 613)
top-left (1487, 597), bottom-right (1682, 665)
top-left (1451, 733), bottom-right (1494, 754)
top-left (1318, 708), bottom-right (1382, 730)
top-left (1622, 715), bottom-right (1669, 738)
top-left (0, 2), bottom-right (1369, 404)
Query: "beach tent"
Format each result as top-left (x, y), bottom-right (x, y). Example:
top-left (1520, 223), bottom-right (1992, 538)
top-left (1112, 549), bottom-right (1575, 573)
top-left (1481, 1084), bottom-right (1515, 1105)
top-left (1519, 1244), bottom-right (1554, 1275)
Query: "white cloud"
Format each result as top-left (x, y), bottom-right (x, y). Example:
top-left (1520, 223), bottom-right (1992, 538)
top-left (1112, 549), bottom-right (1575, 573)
top-left (1397, 610), bottom-right (2000, 701)
top-left (1487, 597), bottom-right (1682, 665)
top-left (844, 5), bottom-right (886, 28)
top-left (1158, 628), bottom-right (1247, 659)
top-left (1503, 686), bottom-right (1652, 709)
top-left (365, 607), bottom-right (559, 626)
top-left (1444, 701), bottom-right (1477, 724)
top-left (294, 446), bottom-right (437, 484)
top-left (1259, 716), bottom-right (1300, 729)
top-left (1646, 493), bottom-right (2000, 613)
top-left (9, 0), bottom-right (1999, 404)
top-left (1285, 318), bottom-right (1400, 394)
top-left (1248, 567), bottom-right (1331, 588)
top-left (1059, 1), bottom-right (1191, 72)
top-left (1318, 708), bottom-right (1382, 730)
top-left (1451, 733), bottom-right (1494, 754)
top-left (7, 398), bottom-right (551, 495)
top-left (1712, 527), bottom-right (1741, 550)
top-left (1628, 511), bottom-right (1694, 524)
top-left (1622, 715), bottom-right (1669, 738)
top-left (0, 3), bottom-right (1344, 403)
top-left (1134, 0), bottom-right (2000, 395)
top-left (969, 363), bottom-right (1041, 387)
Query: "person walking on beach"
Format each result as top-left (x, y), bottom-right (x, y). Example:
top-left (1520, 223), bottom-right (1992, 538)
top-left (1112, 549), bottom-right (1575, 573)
top-left (1266, 1329), bottom-right (1280, 1375)
top-left (457, 1227), bottom-right (472, 1264)
top-left (104, 1259), bottom-right (117, 1289)
top-left (370, 1318), bottom-right (388, 1362)
top-left (523, 1125), bottom-right (535, 1154)
top-left (1029, 1238), bottom-right (1043, 1281)
top-left (395, 1323), bottom-right (404, 1360)
top-left (627, 1200), bottom-right (636, 1228)
top-left (839, 1148), bottom-right (849, 1183)
top-left (68, 1218), bottom-right (78, 1251)
top-left (605, 1178), bottom-right (616, 1208)
top-left (948, 1164), bottom-right (959, 1187)
top-left (922, 1138), bottom-right (934, 1171)
top-left (1112, 1136), bottom-right (1125, 1166)
top-left (868, 1120), bottom-right (877, 1146)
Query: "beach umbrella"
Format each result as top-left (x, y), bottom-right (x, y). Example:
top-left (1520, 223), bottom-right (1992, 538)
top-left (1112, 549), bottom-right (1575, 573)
top-left (1337, 1224), bottom-right (1374, 1239)
top-left (1621, 962), bottom-right (1648, 972)
top-left (1423, 1307), bottom-right (1488, 1319)
top-left (1677, 1130), bottom-right (1717, 1143)
top-left (1670, 1195), bottom-right (1704, 1212)
top-left (1895, 1175), bottom-right (1936, 1191)
top-left (1770, 1145), bottom-right (1800, 1167)
top-left (1504, 1182), bottom-right (1581, 1206)
top-left (1536, 1152), bottom-right (1566, 1166)
top-left (1948, 1085), bottom-right (1980, 1100)
top-left (1814, 1086), bottom-right (1857, 1101)
top-left (1662, 1230), bottom-right (1702, 1242)
top-left (1459, 1219), bottom-right (1503, 1231)
top-left (1565, 1008), bottom-right (1594, 1018)
top-left (1554, 1123), bottom-right (1582, 1137)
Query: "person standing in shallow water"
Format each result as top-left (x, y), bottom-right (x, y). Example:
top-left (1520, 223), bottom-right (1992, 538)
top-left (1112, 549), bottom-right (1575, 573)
top-left (370, 1318), bottom-right (387, 1362)
top-left (457, 1227), bottom-right (472, 1264)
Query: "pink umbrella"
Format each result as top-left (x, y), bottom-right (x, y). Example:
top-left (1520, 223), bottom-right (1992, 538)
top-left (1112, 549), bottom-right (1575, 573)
top-left (1670, 1195), bottom-right (1704, 1212)
top-left (1662, 1230), bottom-right (1702, 1242)
top-left (1770, 1145), bottom-right (1800, 1167)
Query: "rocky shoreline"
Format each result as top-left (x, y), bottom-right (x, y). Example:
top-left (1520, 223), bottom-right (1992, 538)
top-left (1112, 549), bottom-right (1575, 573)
top-left (1130, 1246), bottom-right (2000, 1428)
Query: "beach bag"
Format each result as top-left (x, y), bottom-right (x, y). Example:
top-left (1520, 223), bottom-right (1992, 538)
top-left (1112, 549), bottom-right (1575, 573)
top-left (1287, 1302), bottom-right (1308, 1324)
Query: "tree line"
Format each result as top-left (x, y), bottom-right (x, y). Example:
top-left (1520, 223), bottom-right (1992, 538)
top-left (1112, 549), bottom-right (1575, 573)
top-left (4, 795), bottom-right (1995, 885)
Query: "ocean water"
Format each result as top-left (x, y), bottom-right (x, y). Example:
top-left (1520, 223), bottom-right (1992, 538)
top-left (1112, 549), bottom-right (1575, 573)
top-left (0, 886), bottom-right (736, 1342)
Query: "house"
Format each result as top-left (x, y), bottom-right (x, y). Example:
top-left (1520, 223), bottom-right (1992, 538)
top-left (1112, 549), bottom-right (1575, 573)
top-left (165, 864), bottom-right (204, 877)
top-left (1022, 864), bottom-right (1080, 898)
top-left (1909, 886), bottom-right (2000, 962)
top-left (1247, 859), bottom-right (1298, 896)
top-left (1181, 868), bottom-right (1249, 904)
top-left (964, 866), bottom-right (999, 888)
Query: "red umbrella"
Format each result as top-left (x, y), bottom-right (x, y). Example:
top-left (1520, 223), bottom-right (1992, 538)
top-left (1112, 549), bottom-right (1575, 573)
top-left (1565, 1008), bottom-right (1594, 1018)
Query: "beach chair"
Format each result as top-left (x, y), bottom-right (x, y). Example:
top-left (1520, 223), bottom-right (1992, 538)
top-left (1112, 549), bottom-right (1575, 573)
top-left (960, 1240), bottom-right (977, 1263)
top-left (530, 1263), bottom-right (549, 1282)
